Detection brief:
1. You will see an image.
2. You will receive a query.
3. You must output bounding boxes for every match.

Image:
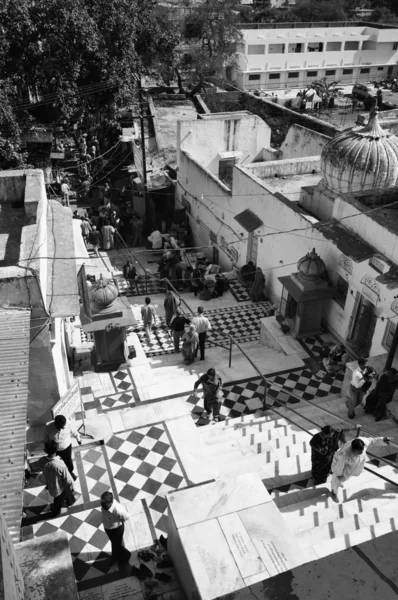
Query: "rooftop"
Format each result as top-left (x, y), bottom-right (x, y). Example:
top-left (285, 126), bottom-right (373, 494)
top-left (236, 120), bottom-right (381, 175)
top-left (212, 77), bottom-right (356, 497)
top-left (239, 21), bottom-right (398, 30)
top-left (0, 204), bottom-right (27, 268)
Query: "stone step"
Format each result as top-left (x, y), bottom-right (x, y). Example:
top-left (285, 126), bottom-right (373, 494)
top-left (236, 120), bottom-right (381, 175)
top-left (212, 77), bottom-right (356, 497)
top-left (311, 514), bottom-right (398, 559)
top-left (238, 430), bottom-right (311, 452)
top-left (200, 422), bottom-right (286, 446)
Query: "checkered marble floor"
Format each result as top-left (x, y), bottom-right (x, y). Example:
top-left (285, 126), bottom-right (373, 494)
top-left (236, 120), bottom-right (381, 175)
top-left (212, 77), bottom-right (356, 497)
top-left (22, 423), bottom-right (187, 591)
top-left (78, 368), bottom-right (139, 418)
top-left (114, 273), bottom-right (163, 296)
top-left (133, 302), bottom-right (271, 357)
top-left (228, 279), bottom-right (252, 303)
top-left (188, 367), bottom-right (344, 425)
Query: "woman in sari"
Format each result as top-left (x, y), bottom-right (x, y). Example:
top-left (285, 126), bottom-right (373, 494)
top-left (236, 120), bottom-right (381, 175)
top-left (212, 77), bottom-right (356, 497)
top-left (181, 324), bottom-right (198, 365)
top-left (193, 368), bottom-right (223, 422)
top-left (164, 289), bottom-right (181, 326)
top-left (310, 425), bottom-right (345, 484)
top-left (249, 267), bottom-right (265, 302)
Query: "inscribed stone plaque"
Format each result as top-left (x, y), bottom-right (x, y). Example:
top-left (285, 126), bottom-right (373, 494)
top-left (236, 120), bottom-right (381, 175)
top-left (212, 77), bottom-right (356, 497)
top-left (79, 588), bottom-right (104, 600)
top-left (129, 512), bottom-right (153, 549)
top-left (238, 502), bottom-right (302, 579)
top-left (102, 577), bottom-right (143, 600)
top-left (179, 520), bottom-right (244, 600)
top-left (217, 512), bottom-right (267, 579)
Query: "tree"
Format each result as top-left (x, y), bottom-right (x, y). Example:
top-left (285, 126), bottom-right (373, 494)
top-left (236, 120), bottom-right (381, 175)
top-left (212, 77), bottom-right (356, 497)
top-left (0, 83), bottom-right (28, 169)
top-left (310, 77), bottom-right (341, 108)
top-left (173, 0), bottom-right (243, 95)
top-left (293, 1), bottom-right (347, 22)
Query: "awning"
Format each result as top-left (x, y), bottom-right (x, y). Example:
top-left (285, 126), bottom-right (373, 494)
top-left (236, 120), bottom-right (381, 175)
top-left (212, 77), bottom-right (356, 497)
top-left (0, 309), bottom-right (30, 542)
top-left (234, 209), bottom-right (263, 233)
top-left (278, 275), bottom-right (336, 302)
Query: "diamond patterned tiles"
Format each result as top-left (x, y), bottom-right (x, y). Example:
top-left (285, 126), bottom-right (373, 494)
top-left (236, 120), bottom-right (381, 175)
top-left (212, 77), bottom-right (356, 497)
top-left (106, 425), bottom-right (187, 534)
top-left (23, 423), bottom-right (188, 592)
top-left (188, 367), bottom-right (344, 425)
top-left (133, 302), bottom-right (271, 357)
top-left (228, 279), bottom-right (252, 303)
top-left (114, 273), bottom-right (163, 297)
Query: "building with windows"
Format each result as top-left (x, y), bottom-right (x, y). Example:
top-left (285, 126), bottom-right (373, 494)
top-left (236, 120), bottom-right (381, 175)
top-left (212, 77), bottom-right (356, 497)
top-left (176, 107), bottom-right (398, 360)
top-left (233, 21), bottom-right (398, 91)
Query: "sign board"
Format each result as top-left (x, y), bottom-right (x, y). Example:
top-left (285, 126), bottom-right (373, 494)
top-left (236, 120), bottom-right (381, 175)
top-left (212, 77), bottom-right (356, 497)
top-left (50, 152), bottom-right (65, 159)
top-left (52, 382), bottom-right (81, 420)
top-left (0, 509), bottom-right (25, 600)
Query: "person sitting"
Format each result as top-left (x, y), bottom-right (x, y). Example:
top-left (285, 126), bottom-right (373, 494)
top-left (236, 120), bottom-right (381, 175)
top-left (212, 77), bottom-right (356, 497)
top-left (212, 274), bottom-right (224, 298)
top-left (240, 261), bottom-right (256, 286)
top-left (123, 261), bottom-right (137, 281)
top-left (322, 344), bottom-right (349, 375)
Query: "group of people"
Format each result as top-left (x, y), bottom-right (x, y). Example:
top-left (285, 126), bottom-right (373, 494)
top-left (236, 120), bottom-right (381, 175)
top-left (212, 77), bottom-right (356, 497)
top-left (239, 261), bottom-right (266, 302)
top-left (349, 359), bottom-right (398, 422)
top-left (310, 425), bottom-right (392, 502)
top-left (141, 291), bottom-right (212, 366)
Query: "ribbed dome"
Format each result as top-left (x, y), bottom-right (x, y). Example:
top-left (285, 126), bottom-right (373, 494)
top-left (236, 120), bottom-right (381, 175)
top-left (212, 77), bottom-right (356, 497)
top-left (297, 248), bottom-right (326, 282)
top-left (89, 277), bottom-right (119, 309)
top-left (321, 112), bottom-right (398, 195)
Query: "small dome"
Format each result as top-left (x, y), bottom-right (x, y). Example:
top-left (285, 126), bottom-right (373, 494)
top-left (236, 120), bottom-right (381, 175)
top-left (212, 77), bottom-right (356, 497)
top-left (89, 277), bottom-right (119, 309)
top-left (321, 112), bottom-right (398, 194)
top-left (297, 248), bottom-right (326, 282)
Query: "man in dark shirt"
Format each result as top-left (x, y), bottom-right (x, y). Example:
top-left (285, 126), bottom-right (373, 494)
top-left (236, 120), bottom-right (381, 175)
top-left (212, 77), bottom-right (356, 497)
top-left (89, 226), bottom-right (101, 257)
top-left (169, 309), bottom-right (190, 352)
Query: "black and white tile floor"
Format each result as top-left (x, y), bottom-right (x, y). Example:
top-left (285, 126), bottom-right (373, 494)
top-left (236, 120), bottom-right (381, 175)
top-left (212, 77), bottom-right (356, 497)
top-left (132, 301), bottom-right (272, 357)
top-left (22, 424), bottom-right (187, 592)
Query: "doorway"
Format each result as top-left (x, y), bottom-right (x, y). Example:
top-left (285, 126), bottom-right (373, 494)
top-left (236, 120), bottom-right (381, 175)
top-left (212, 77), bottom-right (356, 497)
top-left (246, 232), bottom-right (258, 266)
top-left (349, 293), bottom-right (377, 355)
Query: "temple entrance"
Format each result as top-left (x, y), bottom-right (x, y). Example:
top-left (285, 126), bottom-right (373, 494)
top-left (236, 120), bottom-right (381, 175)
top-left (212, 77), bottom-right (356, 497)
top-left (348, 293), bottom-right (377, 355)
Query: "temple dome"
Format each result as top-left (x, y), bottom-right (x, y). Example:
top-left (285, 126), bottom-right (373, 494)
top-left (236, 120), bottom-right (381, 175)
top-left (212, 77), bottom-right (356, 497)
top-left (89, 277), bottom-right (119, 310)
top-left (320, 112), bottom-right (398, 195)
top-left (297, 248), bottom-right (326, 282)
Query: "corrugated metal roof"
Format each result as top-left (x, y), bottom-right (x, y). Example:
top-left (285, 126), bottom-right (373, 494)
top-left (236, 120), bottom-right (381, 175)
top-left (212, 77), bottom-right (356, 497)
top-left (0, 308), bottom-right (30, 542)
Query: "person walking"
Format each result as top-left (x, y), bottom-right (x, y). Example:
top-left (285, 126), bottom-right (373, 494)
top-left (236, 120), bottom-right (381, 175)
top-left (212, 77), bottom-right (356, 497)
top-left (346, 358), bottom-right (367, 419)
top-left (80, 216), bottom-right (92, 248)
top-left (309, 426), bottom-right (345, 485)
top-left (193, 368), bottom-right (223, 422)
top-left (331, 435), bottom-right (393, 501)
top-left (61, 179), bottom-right (71, 207)
top-left (101, 491), bottom-right (131, 566)
top-left (43, 414), bottom-right (82, 480)
top-left (164, 289), bottom-right (181, 327)
top-left (141, 297), bottom-right (157, 342)
top-left (192, 306), bottom-right (212, 361)
top-left (133, 217), bottom-right (143, 247)
top-left (169, 309), bottom-right (190, 352)
top-left (89, 225), bottom-right (101, 257)
top-left (101, 220), bottom-right (115, 250)
top-left (181, 323), bottom-right (198, 365)
top-left (42, 440), bottom-right (75, 518)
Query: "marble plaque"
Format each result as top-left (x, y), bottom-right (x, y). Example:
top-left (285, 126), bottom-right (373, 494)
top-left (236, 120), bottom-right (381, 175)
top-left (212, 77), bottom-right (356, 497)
top-left (179, 520), bottom-right (244, 600)
top-left (218, 512), bottom-right (267, 579)
top-left (168, 473), bottom-right (271, 529)
top-left (79, 588), bottom-right (103, 600)
top-left (129, 512), bottom-right (153, 549)
top-left (238, 502), bottom-right (302, 579)
top-left (102, 577), bottom-right (143, 600)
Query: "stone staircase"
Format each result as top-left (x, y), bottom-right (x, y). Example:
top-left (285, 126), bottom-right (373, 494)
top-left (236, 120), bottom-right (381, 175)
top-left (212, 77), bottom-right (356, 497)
top-left (196, 407), bottom-right (398, 560)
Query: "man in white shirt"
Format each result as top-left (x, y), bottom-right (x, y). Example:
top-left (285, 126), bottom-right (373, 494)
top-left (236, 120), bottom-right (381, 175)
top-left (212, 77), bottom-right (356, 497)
top-left (101, 491), bottom-right (131, 565)
top-left (346, 358), bottom-right (367, 419)
top-left (331, 435), bottom-right (392, 501)
top-left (43, 414), bottom-right (82, 480)
top-left (192, 306), bottom-right (212, 361)
top-left (61, 180), bottom-right (70, 207)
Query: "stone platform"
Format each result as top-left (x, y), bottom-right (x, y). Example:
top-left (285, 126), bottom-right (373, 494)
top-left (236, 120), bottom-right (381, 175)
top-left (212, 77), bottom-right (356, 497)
top-left (167, 473), bottom-right (304, 600)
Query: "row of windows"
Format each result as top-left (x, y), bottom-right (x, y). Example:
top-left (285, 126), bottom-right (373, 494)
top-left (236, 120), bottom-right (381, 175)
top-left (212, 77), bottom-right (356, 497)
top-left (248, 67), bottom-right (376, 81)
top-left (247, 41), bottom-right (396, 56)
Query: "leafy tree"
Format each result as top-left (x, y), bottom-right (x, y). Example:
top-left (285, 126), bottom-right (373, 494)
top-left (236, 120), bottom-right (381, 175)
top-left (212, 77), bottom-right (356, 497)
top-left (309, 77), bottom-right (341, 107)
top-left (0, 83), bottom-right (28, 169)
top-left (173, 0), bottom-right (243, 95)
top-left (293, 1), bottom-right (346, 22)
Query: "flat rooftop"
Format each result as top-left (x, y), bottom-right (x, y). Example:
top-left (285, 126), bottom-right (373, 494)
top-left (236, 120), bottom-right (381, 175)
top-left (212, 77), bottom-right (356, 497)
top-left (239, 21), bottom-right (398, 30)
top-left (256, 172), bottom-right (322, 200)
top-left (0, 203), bottom-right (26, 267)
top-left (152, 97), bottom-right (198, 166)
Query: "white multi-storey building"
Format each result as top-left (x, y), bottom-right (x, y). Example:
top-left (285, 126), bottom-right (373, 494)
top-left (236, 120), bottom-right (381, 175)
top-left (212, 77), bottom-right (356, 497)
top-left (233, 21), bottom-right (398, 90)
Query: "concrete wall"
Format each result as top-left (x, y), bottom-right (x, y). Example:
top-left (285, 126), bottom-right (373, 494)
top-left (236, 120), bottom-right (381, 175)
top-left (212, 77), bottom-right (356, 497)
top-left (280, 124), bottom-right (331, 160)
top-left (0, 172), bottom-right (25, 204)
top-left (178, 114), bottom-right (271, 175)
top-left (245, 156), bottom-right (321, 180)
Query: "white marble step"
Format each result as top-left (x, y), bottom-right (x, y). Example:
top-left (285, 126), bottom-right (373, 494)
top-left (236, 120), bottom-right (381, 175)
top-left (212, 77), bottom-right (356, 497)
top-left (201, 414), bottom-right (288, 436)
top-left (311, 514), bottom-right (398, 559)
top-left (200, 422), bottom-right (286, 446)
top-left (238, 429), bottom-right (311, 450)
